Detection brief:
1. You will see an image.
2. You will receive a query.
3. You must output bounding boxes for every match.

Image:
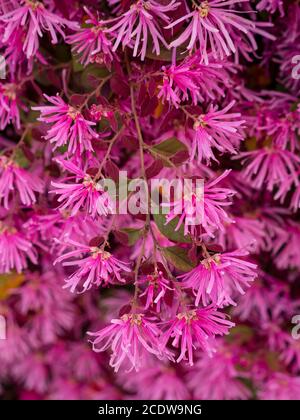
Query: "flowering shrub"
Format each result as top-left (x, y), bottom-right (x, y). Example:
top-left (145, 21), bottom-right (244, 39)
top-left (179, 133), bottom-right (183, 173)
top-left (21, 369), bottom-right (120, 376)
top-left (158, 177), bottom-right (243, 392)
top-left (0, 0), bottom-right (300, 401)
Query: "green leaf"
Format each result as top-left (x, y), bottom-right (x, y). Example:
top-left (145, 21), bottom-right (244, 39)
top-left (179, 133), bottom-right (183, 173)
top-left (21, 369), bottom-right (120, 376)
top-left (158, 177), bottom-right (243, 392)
top-left (149, 137), bottom-right (189, 167)
top-left (162, 246), bottom-right (195, 272)
top-left (153, 213), bottom-right (191, 244)
top-left (145, 45), bottom-right (188, 62)
top-left (72, 56), bottom-right (85, 73)
top-left (21, 109), bottom-right (40, 123)
top-left (152, 137), bottom-right (187, 156)
top-left (81, 65), bottom-right (110, 90)
top-left (226, 325), bottom-right (254, 344)
top-left (56, 145), bottom-right (68, 154)
top-left (14, 149), bottom-right (30, 169)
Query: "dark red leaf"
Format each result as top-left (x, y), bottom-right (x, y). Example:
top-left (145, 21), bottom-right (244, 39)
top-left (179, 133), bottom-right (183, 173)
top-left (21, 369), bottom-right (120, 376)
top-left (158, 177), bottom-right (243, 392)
top-left (89, 236), bottom-right (104, 247)
top-left (145, 159), bottom-right (163, 178)
top-left (110, 75), bottom-right (130, 97)
top-left (105, 160), bottom-right (120, 183)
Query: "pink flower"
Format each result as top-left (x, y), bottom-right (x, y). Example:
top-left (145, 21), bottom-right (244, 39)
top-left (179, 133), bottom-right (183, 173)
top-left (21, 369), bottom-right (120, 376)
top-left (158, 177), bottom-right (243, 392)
top-left (0, 83), bottom-right (21, 129)
top-left (54, 240), bottom-right (131, 293)
top-left (106, 0), bottom-right (179, 61)
top-left (88, 313), bottom-right (163, 372)
top-left (0, 156), bottom-right (43, 209)
top-left (51, 160), bottom-right (114, 218)
top-left (0, 0), bottom-right (19, 14)
top-left (290, 183), bottom-right (300, 212)
top-left (33, 95), bottom-right (99, 155)
top-left (188, 342), bottom-right (251, 400)
top-left (241, 91), bottom-right (299, 151)
top-left (218, 215), bottom-right (266, 252)
top-left (0, 27), bottom-right (26, 75)
top-left (158, 53), bottom-right (229, 108)
top-left (66, 343), bottom-right (102, 382)
top-left (271, 220), bottom-right (300, 270)
top-left (47, 379), bottom-right (83, 400)
top-left (139, 270), bottom-right (173, 312)
top-left (24, 211), bottom-right (106, 255)
top-left (89, 103), bottom-right (115, 123)
top-left (259, 373), bottom-right (300, 400)
top-left (27, 300), bottom-right (74, 345)
top-left (0, 316), bottom-right (29, 365)
top-left (233, 278), bottom-right (271, 323)
top-left (200, 170), bottom-right (235, 237)
top-left (161, 306), bottom-right (234, 365)
top-left (67, 8), bottom-right (114, 67)
top-left (232, 273), bottom-right (299, 323)
top-left (165, 170), bottom-right (235, 238)
top-left (13, 271), bottom-right (73, 316)
top-left (257, 0), bottom-right (284, 16)
top-left (274, 172), bottom-right (300, 212)
top-left (190, 101), bottom-right (245, 163)
top-left (280, 335), bottom-right (300, 373)
top-left (0, 0), bottom-right (78, 59)
top-left (166, 0), bottom-right (274, 63)
top-left (0, 222), bottom-right (38, 273)
top-left (238, 147), bottom-right (300, 192)
top-left (123, 364), bottom-right (190, 400)
top-left (261, 322), bottom-right (289, 354)
top-left (12, 353), bottom-right (49, 394)
top-left (179, 249), bottom-right (257, 307)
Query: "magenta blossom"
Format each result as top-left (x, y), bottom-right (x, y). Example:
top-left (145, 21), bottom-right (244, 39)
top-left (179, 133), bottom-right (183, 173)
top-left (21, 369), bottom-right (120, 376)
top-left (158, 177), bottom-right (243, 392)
top-left (33, 95), bottom-right (99, 155)
top-left (0, 0), bottom-right (78, 59)
top-left (166, 0), bottom-right (274, 63)
top-left (190, 101), bottom-right (245, 163)
top-left (165, 170), bottom-right (235, 238)
top-left (0, 83), bottom-right (21, 129)
top-left (238, 147), bottom-right (300, 192)
top-left (232, 275), bottom-right (290, 323)
top-left (88, 313), bottom-right (163, 372)
top-left (0, 222), bottom-right (38, 273)
top-left (161, 306), bottom-right (235, 365)
top-left (179, 249), bottom-right (257, 307)
top-left (218, 215), bottom-right (266, 252)
top-left (54, 240), bottom-right (131, 293)
top-left (139, 270), bottom-right (173, 312)
top-left (271, 220), bottom-right (300, 271)
top-left (188, 342), bottom-right (250, 400)
top-left (259, 373), bottom-right (300, 400)
top-left (123, 364), bottom-right (191, 400)
top-left (158, 53), bottom-right (229, 108)
top-left (67, 8), bottom-right (114, 67)
top-left (0, 156), bottom-right (43, 209)
top-left (13, 271), bottom-right (72, 314)
top-left (273, 172), bottom-right (300, 212)
top-left (51, 160), bottom-right (114, 218)
top-left (257, 0), bottom-right (284, 16)
top-left (0, 0), bottom-right (19, 14)
top-left (106, 0), bottom-right (179, 61)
